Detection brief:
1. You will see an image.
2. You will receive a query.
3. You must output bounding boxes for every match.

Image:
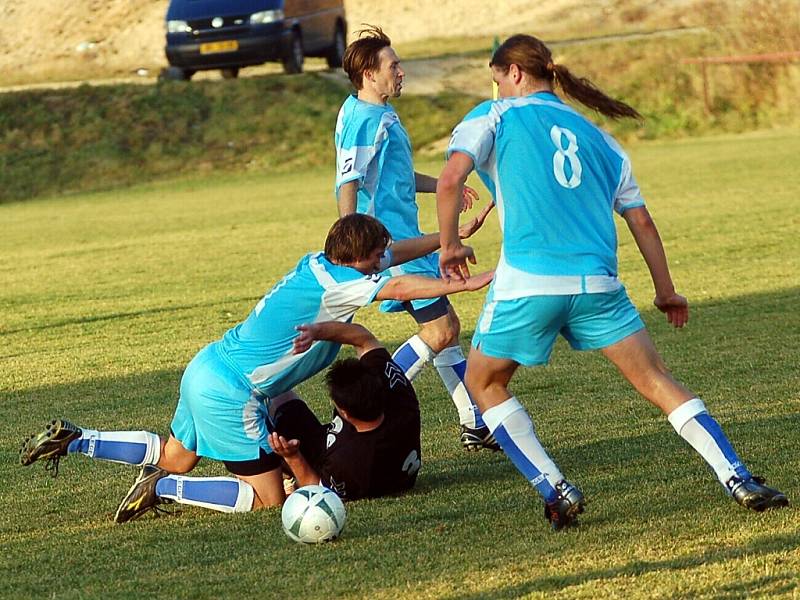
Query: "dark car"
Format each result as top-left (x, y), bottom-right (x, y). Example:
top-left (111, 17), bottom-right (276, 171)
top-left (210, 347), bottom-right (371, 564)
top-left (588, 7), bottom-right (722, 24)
top-left (163, 0), bottom-right (346, 80)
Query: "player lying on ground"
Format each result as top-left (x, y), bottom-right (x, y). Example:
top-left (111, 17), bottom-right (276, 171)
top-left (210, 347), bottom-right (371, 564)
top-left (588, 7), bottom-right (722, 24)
top-left (436, 33), bottom-right (788, 530)
top-left (19, 213), bottom-right (492, 523)
top-left (335, 25), bottom-right (499, 452)
top-left (269, 321), bottom-right (421, 501)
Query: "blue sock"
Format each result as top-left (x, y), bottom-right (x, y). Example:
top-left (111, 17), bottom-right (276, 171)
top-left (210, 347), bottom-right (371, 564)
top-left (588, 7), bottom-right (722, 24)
top-left (433, 346), bottom-right (485, 428)
top-left (392, 335), bottom-right (435, 381)
top-left (67, 429), bottom-right (160, 465)
top-left (156, 475), bottom-right (254, 513)
top-left (482, 397), bottom-right (565, 503)
top-left (668, 398), bottom-right (751, 485)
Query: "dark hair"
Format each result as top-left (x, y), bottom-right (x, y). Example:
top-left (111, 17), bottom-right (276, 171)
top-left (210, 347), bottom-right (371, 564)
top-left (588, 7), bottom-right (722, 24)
top-left (491, 34), bottom-right (642, 120)
top-left (324, 213), bottom-right (391, 264)
top-left (343, 24), bottom-right (392, 89)
top-left (325, 358), bottom-right (385, 421)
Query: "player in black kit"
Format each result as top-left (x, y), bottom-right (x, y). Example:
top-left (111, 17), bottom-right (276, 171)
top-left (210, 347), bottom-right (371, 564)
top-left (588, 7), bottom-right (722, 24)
top-left (268, 321), bottom-right (421, 501)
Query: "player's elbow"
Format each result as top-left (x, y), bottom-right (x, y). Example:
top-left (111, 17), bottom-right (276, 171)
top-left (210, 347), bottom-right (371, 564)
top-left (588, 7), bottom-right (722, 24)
top-left (379, 279), bottom-right (418, 302)
top-left (624, 206), bottom-right (657, 234)
top-left (436, 169), bottom-right (463, 195)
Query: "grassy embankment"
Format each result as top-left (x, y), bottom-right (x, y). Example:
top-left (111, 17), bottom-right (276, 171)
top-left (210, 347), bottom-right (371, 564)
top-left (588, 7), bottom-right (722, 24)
top-left (1, 0), bottom-right (798, 204)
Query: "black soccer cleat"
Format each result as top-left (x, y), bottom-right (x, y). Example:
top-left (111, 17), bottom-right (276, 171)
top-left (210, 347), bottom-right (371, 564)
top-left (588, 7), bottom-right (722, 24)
top-left (727, 475), bottom-right (789, 512)
top-left (114, 464), bottom-right (172, 524)
top-left (544, 480), bottom-right (586, 531)
top-left (460, 425), bottom-right (501, 452)
top-left (20, 419), bottom-right (82, 476)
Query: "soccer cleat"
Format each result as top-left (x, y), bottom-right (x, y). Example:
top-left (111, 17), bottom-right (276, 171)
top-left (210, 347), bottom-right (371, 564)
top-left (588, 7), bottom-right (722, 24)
top-left (459, 425), bottom-right (501, 452)
top-left (727, 475), bottom-right (789, 512)
top-left (544, 480), bottom-right (586, 531)
top-left (19, 419), bottom-right (82, 476)
top-left (114, 464), bottom-right (172, 523)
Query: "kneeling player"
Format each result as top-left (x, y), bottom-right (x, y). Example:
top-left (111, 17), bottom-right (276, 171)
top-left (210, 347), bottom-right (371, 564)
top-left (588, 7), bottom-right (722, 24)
top-left (19, 213), bottom-right (491, 522)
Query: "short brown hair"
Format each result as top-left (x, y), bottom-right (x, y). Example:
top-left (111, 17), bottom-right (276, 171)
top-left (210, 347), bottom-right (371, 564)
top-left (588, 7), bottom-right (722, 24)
top-left (324, 214), bottom-right (391, 264)
top-left (343, 24), bottom-right (391, 89)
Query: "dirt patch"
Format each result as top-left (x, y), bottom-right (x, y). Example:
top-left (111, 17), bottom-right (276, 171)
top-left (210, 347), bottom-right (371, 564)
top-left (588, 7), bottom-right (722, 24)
top-left (0, 0), bottom-right (702, 85)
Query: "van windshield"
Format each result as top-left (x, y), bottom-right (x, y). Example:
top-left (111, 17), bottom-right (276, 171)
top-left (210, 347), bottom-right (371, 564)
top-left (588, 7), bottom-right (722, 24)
top-left (167, 0), bottom-right (283, 20)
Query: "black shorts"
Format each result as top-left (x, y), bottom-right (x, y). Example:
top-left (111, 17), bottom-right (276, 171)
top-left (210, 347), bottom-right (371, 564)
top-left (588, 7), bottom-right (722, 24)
top-left (272, 399), bottom-right (328, 470)
top-left (224, 448), bottom-right (282, 477)
top-left (403, 296), bottom-right (451, 324)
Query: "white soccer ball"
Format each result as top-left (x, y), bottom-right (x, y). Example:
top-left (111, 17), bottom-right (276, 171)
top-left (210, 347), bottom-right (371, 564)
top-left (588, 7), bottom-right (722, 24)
top-left (281, 485), bottom-right (346, 544)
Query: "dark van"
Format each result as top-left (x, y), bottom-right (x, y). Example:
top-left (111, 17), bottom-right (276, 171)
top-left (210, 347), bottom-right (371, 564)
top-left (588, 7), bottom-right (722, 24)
top-left (163, 0), bottom-right (346, 80)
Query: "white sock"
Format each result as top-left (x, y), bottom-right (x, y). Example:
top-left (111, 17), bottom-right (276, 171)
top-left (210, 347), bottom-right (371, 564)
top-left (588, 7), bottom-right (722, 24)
top-left (433, 345), bottom-right (484, 428)
top-left (668, 398), bottom-right (751, 485)
top-left (482, 397), bottom-right (565, 502)
top-left (155, 475), bottom-right (254, 513)
top-left (392, 335), bottom-right (435, 381)
top-left (69, 429), bottom-right (161, 465)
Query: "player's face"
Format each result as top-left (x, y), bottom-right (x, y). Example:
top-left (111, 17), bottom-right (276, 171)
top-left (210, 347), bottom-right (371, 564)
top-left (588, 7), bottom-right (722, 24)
top-left (373, 47), bottom-right (404, 100)
top-left (352, 245), bottom-right (386, 274)
top-left (491, 65), bottom-right (516, 98)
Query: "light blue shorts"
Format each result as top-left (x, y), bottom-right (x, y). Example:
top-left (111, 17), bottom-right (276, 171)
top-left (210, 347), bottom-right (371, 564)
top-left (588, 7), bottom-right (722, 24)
top-left (471, 287), bottom-right (644, 366)
top-left (170, 342), bottom-right (272, 462)
top-left (379, 252), bottom-right (442, 313)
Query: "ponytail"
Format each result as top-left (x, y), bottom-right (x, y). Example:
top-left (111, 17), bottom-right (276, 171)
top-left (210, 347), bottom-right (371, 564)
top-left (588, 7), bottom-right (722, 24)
top-left (491, 34), bottom-right (642, 120)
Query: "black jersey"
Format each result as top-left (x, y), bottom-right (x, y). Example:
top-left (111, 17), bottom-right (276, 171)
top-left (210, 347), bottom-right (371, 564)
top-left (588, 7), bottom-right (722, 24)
top-left (319, 348), bottom-right (421, 501)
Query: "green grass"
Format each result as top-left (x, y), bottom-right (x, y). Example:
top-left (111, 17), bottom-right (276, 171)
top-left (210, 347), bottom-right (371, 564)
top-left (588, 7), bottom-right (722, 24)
top-left (2, 129), bottom-right (799, 599)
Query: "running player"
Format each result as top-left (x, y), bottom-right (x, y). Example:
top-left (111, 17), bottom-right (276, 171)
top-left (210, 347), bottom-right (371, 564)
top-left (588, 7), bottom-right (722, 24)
top-left (335, 25), bottom-right (498, 452)
top-left (436, 34), bottom-right (788, 530)
top-left (20, 213), bottom-right (491, 522)
top-left (269, 321), bottom-right (421, 501)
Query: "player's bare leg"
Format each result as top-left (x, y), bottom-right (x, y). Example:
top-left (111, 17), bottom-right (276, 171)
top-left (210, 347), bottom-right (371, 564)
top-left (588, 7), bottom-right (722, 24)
top-left (465, 348), bottom-right (584, 529)
top-left (395, 306), bottom-right (498, 450)
top-left (602, 329), bottom-right (788, 511)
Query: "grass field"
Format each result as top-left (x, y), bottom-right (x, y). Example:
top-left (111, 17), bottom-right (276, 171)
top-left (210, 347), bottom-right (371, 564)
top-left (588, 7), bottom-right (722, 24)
top-left (2, 129), bottom-right (799, 599)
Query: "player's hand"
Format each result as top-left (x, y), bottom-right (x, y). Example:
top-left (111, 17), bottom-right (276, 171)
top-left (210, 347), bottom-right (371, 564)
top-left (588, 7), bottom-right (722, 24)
top-left (654, 293), bottom-right (689, 328)
top-left (292, 324), bottom-right (318, 354)
top-left (460, 185), bottom-right (480, 212)
top-left (268, 433), bottom-right (301, 458)
top-left (458, 201), bottom-right (494, 240)
top-left (464, 270), bottom-right (495, 291)
top-left (439, 242), bottom-right (476, 282)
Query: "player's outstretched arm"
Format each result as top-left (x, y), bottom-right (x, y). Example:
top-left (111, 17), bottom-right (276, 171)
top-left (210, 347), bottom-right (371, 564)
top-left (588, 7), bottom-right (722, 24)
top-left (376, 270), bottom-right (493, 303)
top-left (387, 201), bottom-right (494, 267)
top-left (622, 206), bottom-right (688, 328)
top-left (292, 322), bottom-right (382, 358)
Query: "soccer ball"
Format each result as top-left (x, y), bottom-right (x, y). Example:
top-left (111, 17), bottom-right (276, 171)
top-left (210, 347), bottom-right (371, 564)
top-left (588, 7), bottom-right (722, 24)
top-left (281, 485), bottom-right (346, 543)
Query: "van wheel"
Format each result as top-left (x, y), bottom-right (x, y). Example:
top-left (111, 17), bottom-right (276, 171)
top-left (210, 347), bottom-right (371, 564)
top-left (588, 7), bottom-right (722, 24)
top-left (221, 68), bottom-right (239, 79)
top-left (283, 30), bottom-right (304, 74)
top-left (326, 23), bottom-right (346, 69)
top-left (159, 66), bottom-right (193, 81)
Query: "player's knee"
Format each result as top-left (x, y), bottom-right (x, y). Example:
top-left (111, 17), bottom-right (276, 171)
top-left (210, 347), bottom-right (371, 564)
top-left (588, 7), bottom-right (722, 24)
top-left (423, 318), bottom-right (459, 351)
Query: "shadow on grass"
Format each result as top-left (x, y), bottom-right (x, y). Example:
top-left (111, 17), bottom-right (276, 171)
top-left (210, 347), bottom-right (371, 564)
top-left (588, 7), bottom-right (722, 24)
top-left (454, 530), bottom-right (800, 599)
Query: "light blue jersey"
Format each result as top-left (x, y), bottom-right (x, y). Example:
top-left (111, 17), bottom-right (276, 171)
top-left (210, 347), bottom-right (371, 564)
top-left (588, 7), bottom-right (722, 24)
top-left (334, 94), bottom-right (439, 311)
top-left (220, 252), bottom-right (389, 398)
top-left (335, 94), bottom-right (421, 241)
top-left (448, 92), bottom-right (646, 300)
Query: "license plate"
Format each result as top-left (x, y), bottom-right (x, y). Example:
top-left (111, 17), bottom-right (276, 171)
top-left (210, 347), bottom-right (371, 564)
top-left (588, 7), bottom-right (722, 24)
top-left (199, 40), bottom-right (239, 54)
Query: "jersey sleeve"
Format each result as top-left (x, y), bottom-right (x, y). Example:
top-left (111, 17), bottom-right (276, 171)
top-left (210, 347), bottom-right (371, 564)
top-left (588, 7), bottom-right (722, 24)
top-left (360, 348), bottom-right (417, 406)
top-left (446, 100), bottom-right (497, 169)
top-left (613, 156), bottom-right (646, 214)
top-left (334, 107), bottom-right (384, 194)
top-left (599, 129), bottom-right (646, 214)
top-left (322, 274), bottom-right (391, 317)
